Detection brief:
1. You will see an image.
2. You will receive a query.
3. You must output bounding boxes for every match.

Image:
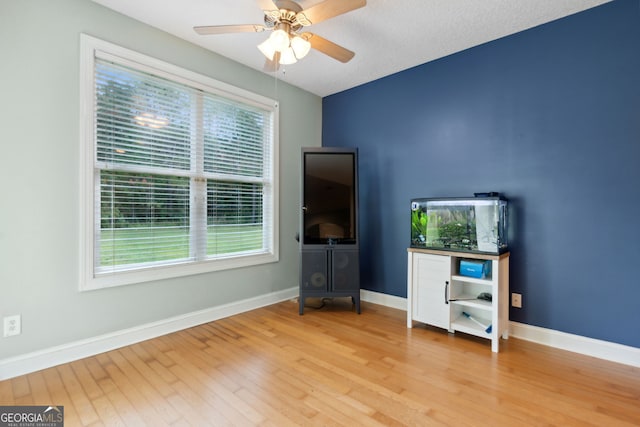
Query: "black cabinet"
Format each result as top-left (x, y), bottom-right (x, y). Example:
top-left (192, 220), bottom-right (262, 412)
top-left (299, 248), bottom-right (360, 314)
top-left (299, 147), bottom-right (360, 314)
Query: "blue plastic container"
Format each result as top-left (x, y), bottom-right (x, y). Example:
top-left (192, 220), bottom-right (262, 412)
top-left (459, 259), bottom-right (491, 279)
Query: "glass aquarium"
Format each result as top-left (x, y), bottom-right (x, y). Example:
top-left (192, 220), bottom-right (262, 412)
top-left (410, 196), bottom-right (508, 254)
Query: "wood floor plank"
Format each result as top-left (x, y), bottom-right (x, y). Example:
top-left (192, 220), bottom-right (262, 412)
top-left (97, 365), bottom-right (170, 426)
top-left (25, 371), bottom-right (52, 404)
top-left (40, 366), bottom-right (81, 424)
top-left (10, 374), bottom-right (30, 400)
top-left (198, 342), bottom-right (319, 425)
top-left (97, 377), bottom-right (148, 427)
top-left (0, 377), bottom-right (15, 404)
top-left (1, 300), bottom-right (639, 426)
top-left (83, 356), bottom-right (108, 383)
top-left (164, 349), bottom-right (260, 425)
top-left (105, 349), bottom-right (181, 424)
top-left (158, 334), bottom-right (242, 394)
top-left (118, 345), bottom-right (175, 398)
top-left (163, 385), bottom-right (218, 427)
top-left (57, 363), bottom-right (100, 425)
top-left (90, 395), bottom-right (126, 427)
top-left (70, 359), bottom-right (104, 401)
top-left (102, 352), bottom-right (175, 426)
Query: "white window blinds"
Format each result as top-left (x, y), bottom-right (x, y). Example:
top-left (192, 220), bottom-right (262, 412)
top-left (81, 35), bottom-right (277, 289)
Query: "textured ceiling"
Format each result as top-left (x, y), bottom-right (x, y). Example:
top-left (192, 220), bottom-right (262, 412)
top-left (92, 0), bottom-right (612, 97)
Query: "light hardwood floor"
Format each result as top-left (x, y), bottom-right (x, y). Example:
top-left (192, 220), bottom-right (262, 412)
top-left (1, 299), bottom-right (639, 426)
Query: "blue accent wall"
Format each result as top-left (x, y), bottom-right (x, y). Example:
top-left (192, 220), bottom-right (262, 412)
top-left (322, 0), bottom-right (640, 348)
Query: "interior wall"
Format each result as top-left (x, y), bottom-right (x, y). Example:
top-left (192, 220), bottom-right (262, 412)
top-left (322, 0), bottom-right (640, 348)
top-left (0, 0), bottom-right (321, 360)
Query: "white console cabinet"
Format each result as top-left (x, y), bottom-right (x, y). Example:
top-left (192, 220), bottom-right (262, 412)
top-left (407, 248), bottom-right (510, 352)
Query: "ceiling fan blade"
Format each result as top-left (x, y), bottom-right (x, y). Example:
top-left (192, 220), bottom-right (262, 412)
top-left (194, 24), bottom-right (266, 35)
top-left (297, 0), bottom-right (366, 25)
top-left (256, 0), bottom-right (277, 10)
top-left (303, 32), bottom-right (355, 63)
top-left (263, 52), bottom-right (281, 72)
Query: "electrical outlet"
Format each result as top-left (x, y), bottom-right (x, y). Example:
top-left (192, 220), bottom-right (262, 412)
top-left (511, 293), bottom-right (522, 308)
top-left (3, 315), bottom-right (21, 337)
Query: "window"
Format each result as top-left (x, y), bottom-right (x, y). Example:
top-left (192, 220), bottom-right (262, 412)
top-left (80, 35), bottom-right (278, 290)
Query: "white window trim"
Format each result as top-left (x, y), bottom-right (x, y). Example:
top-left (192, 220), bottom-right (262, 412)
top-left (79, 34), bottom-right (279, 291)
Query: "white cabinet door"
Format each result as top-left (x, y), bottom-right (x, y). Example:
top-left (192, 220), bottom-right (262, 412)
top-left (412, 253), bottom-right (450, 330)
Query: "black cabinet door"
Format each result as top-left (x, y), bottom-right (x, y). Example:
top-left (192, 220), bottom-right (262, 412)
top-left (331, 249), bottom-right (359, 291)
top-left (300, 250), bottom-right (328, 291)
top-left (300, 249), bottom-right (359, 292)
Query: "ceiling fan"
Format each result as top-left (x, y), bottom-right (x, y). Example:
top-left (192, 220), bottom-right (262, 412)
top-left (194, 0), bottom-right (366, 70)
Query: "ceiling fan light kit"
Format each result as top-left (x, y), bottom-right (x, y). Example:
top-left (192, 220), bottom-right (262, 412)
top-left (279, 46), bottom-right (298, 65)
top-left (257, 38), bottom-right (277, 61)
top-left (194, 0), bottom-right (366, 69)
top-left (257, 22), bottom-right (311, 65)
top-left (269, 26), bottom-right (291, 51)
top-left (291, 35), bottom-right (311, 59)
top-left (258, 31), bottom-right (311, 65)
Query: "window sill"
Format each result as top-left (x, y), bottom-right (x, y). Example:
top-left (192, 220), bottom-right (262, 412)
top-left (80, 251), bottom-right (278, 291)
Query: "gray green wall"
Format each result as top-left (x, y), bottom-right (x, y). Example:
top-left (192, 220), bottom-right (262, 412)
top-left (0, 0), bottom-right (321, 360)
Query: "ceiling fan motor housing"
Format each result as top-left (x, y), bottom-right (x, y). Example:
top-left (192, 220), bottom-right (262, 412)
top-left (264, 8), bottom-right (306, 33)
top-left (274, 0), bottom-right (303, 14)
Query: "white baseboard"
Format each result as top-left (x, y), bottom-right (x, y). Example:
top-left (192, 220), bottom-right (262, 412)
top-left (0, 287), bottom-right (298, 381)
top-left (360, 289), bottom-right (407, 311)
top-left (509, 321), bottom-right (640, 368)
top-left (361, 289), bottom-right (640, 368)
top-left (4, 287), bottom-right (637, 381)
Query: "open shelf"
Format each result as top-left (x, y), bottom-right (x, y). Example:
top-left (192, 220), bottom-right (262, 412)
top-left (450, 314), bottom-right (492, 337)
top-left (451, 274), bottom-right (494, 285)
top-left (449, 297), bottom-right (492, 311)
